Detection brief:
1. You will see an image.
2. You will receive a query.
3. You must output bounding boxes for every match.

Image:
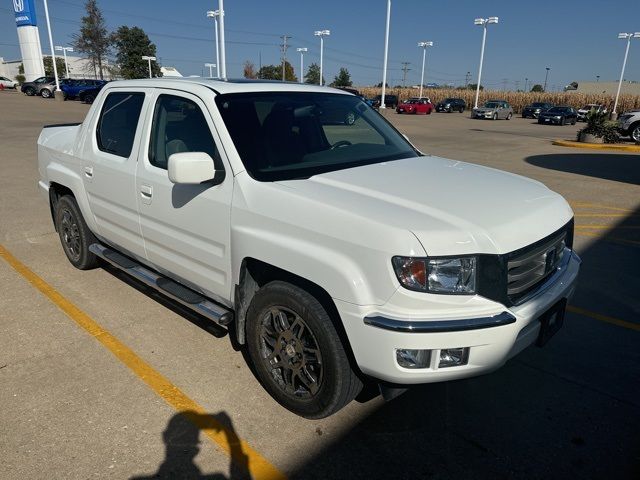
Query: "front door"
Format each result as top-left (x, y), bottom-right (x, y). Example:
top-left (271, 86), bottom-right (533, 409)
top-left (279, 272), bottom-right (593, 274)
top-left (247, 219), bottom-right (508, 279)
top-left (135, 91), bottom-right (234, 303)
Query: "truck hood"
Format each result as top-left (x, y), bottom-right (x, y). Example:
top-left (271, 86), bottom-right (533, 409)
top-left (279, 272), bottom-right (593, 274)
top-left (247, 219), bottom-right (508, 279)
top-left (278, 156), bottom-right (573, 256)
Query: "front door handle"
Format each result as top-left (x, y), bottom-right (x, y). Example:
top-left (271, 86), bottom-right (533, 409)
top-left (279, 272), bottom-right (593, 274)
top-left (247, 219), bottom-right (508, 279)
top-left (84, 166), bottom-right (93, 178)
top-left (140, 184), bottom-right (153, 204)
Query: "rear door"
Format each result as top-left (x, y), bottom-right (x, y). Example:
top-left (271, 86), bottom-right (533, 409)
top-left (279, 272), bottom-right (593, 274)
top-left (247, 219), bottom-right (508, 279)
top-left (134, 90), bottom-right (234, 303)
top-left (80, 88), bottom-right (151, 261)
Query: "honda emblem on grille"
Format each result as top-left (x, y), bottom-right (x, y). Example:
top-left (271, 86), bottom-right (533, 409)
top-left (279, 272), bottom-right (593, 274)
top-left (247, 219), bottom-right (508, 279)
top-left (545, 249), bottom-right (557, 273)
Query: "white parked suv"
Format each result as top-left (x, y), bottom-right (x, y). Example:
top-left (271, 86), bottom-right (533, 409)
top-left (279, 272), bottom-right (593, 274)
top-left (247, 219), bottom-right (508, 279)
top-left (617, 110), bottom-right (640, 143)
top-left (37, 79), bottom-right (581, 418)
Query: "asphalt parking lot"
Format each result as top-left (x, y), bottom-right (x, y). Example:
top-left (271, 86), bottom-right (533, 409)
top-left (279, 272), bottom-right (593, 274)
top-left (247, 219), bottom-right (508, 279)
top-left (1, 90), bottom-right (638, 479)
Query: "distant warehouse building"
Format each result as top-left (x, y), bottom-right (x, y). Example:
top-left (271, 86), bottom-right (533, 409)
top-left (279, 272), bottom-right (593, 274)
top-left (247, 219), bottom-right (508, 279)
top-left (566, 81), bottom-right (640, 95)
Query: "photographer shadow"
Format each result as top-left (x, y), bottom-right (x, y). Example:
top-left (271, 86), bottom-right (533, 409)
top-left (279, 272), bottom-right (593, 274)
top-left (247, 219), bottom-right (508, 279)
top-left (131, 410), bottom-right (251, 480)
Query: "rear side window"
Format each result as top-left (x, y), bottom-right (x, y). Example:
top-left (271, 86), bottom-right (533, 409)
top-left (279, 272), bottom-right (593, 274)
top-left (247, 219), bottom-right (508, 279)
top-left (96, 92), bottom-right (145, 158)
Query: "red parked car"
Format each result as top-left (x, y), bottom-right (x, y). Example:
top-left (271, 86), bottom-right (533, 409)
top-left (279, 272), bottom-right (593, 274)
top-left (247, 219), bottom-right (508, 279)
top-left (396, 97), bottom-right (434, 115)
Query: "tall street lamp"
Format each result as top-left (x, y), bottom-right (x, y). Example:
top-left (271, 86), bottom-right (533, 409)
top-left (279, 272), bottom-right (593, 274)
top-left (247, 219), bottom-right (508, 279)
top-left (314, 29), bottom-right (330, 86)
top-left (55, 45), bottom-right (73, 78)
top-left (543, 67), bottom-right (550, 91)
top-left (381, 0), bottom-right (391, 108)
top-left (613, 32), bottom-right (640, 116)
top-left (205, 63), bottom-right (216, 77)
top-left (296, 47), bottom-right (307, 83)
top-left (473, 16), bottom-right (499, 109)
top-left (42, 0), bottom-right (60, 94)
top-left (141, 56), bottom-right (156, 78)
top-left (218, 0), bottom-right (226, 78)
top-left (524, 77), bottom-right (528, 92)
top-left (206, 10), bottom-right (221, 78)
top-left (417, 41), bottom-right (433, 99)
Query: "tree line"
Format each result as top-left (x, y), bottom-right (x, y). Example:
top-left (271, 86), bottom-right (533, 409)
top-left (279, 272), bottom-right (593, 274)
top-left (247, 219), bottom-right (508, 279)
top-left (242, 60), bottom-right (353, 87)
top-left (71, 0), bottom-right (161, 79)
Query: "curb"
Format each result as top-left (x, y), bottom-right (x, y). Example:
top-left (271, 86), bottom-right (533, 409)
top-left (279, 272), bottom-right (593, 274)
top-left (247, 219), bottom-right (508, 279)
top-left (552, 139), bottom-right (640, 152)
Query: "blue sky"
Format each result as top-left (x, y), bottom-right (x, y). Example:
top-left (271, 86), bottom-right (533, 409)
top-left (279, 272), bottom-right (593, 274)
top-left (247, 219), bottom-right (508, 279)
top-left (1, 0), bottom-right (639, 90)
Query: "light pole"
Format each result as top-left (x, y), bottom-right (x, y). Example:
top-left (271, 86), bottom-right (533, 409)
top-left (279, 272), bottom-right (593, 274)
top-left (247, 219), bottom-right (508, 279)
top-left (596, 75), bottom-right (600, 82)
top-left (417, 41), bottom-right (433, 99)
top-left (473, 16), bottom-right (499, 109)
top-left (314, 29), bottom-right (330, 86)
top-left (613, 32), bottom-right (640, 116)
top-left (42, 0), bottom-right (60, 93)
top-left (206, 10), bottom-right (220, 78)
top-left (381, 0), bottom-right (391, 108)
top-left (141, 56), bottom-right (156, 78)
top-left (205, 63), bottom-right (216, 77)
top-left (543, 67), bottom-right (550, 91)
top-left (524, 77), bottom-right (528, 92)
top-left (55, 45), bottom-right (73, 78)
top-left (218, 0), bottom-right (226, 79)
top-left (296, 47), bottom-right (307, 83)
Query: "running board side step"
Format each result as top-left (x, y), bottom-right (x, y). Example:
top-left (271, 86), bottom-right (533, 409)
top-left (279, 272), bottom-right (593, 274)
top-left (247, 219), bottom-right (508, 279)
top-left (89, 244), bottom-right (233, 327)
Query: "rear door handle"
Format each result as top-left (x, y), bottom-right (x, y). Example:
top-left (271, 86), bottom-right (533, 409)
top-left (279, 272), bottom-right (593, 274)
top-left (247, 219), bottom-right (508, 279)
top-left (140, 184), bottom-right (153, 204)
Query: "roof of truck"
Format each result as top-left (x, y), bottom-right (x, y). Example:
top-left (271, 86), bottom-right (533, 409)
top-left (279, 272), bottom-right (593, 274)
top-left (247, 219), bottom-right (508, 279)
top-left (102, 78), bottom-right (353, 95)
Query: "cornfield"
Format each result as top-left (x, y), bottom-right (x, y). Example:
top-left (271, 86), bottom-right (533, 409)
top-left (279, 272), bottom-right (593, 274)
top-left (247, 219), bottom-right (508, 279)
top-left (357, 87), bottom-right (640, 114)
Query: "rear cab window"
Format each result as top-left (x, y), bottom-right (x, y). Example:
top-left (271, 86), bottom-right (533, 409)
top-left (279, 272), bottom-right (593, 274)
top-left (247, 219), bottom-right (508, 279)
top-left (96, 92), bottom-right (145, 157)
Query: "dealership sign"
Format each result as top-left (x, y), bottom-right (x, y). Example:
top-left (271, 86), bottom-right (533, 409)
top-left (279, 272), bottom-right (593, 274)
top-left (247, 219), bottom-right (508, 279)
top-left (13, 0), bottom-right (37, 27)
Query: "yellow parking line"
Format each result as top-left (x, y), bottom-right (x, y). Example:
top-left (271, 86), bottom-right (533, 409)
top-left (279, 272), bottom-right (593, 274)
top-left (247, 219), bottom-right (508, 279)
top-left (0, 243), bottom-right (286, 480)
top-left (570, 203), bottom-right (635, 213)
top-left (567, 305), bottom-right (640, 332)
top-left (574, 230), bottom-right (640, 247)
top-left (575, 225), bottom-right (640, 230)
top-left (574, 214), bottom-right (638, 218)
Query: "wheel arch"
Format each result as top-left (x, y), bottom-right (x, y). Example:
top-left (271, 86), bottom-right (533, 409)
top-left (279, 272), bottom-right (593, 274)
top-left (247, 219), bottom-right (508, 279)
top-left (233, 257), bottom-right (361, 373)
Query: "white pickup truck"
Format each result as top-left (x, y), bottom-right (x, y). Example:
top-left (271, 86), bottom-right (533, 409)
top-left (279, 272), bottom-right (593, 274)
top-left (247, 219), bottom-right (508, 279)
top-left (38, 79), bottom-right (580, 418)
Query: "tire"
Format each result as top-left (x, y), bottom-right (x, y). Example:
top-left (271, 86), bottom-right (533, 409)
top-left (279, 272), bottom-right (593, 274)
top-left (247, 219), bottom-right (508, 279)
top-left (459, 106), bottom-right (464, 113)
top-left (24, 87), bottom-right (35, 96)
top-left (246, 281), bottom-right (362, 419)
top-left (506, 112), bottom-right (512, 120)
top-left (571, 118), bottom-right (576, 125)
top-left (492, 113), bottom-right (498, 120)
top-left (83, 94), bottom-right (95, 104)
top-left (54, 196), bottom-right (99, 270)
top-left (560, 117), bottom-right (565, 126)
top-left (41, 89), bottom-right (51, 99)
top-left (631, 123), bottom-right (640, 143)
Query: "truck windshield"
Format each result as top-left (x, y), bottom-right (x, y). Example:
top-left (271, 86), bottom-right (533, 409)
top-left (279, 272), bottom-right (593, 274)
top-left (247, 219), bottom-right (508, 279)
top-left (215, 92), bottom-right (419, 181)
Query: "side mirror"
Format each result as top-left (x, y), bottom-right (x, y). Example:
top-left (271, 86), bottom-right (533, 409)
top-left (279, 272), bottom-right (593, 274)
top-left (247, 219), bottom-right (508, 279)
top-left (168, 152), bottom-right (216, 184)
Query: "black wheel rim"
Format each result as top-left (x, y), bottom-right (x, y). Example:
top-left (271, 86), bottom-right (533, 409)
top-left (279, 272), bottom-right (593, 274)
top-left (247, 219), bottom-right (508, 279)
top-left (60, 208), bottom-right (81, 261)
top-left (258, 306), bottom-right (323, 399)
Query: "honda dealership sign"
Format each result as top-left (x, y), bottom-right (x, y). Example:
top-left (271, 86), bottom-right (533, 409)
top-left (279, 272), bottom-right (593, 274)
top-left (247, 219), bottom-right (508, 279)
top-left (13, 0), bottom-right (38, 27)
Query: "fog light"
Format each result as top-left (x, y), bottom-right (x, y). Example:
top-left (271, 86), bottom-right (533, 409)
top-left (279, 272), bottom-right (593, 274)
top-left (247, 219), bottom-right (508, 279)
top-left (439, 348), bottom-right (469, 368)
top-left (396, 349), bottom-right (431, 369)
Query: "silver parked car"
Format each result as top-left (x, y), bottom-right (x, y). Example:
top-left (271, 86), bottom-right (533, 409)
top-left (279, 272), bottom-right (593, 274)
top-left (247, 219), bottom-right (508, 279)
top-left (472, 100), bottom-right (513, 120)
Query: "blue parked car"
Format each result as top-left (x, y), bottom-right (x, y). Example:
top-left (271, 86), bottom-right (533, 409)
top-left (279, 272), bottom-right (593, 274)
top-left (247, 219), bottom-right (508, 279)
top-left (60, 79), bottom-right (107, 100)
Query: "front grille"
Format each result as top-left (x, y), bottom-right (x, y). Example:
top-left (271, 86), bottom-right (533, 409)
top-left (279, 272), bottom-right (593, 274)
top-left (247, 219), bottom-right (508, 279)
top-left (507, 231), bottom-right (567, 304)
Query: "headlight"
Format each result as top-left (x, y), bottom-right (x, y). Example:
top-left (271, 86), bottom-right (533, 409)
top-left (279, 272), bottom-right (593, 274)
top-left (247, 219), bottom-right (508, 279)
top-left (554, 115), bottom-right (561, 119)
top-left (392, 256), bottom-right (477, 294)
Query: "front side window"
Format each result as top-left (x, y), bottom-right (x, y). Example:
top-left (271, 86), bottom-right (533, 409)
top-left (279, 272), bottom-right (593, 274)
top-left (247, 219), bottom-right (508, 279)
top-left (215, 92), bottom-right (418, 181)
top-left (148, 94), bottom-right (221, 171)
top-left (96, 92), bottom-right (145, 158)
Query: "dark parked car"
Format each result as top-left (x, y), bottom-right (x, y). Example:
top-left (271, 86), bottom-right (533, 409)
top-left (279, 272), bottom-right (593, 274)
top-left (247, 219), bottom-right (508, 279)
top-left (436, 97), bottom-right (466, 113)
top-left (20, 76), bottom-right (55, 96)
top-left (371, 94), bottom-right (398, 109)
top-left (522, 102), bottom-right (553, 118)
top-left (537, 106), bottom-right (577, 125)
top-left (61, 79), bottom-right (107, 100)
top-left (78, 83), bottom-right (108, 104)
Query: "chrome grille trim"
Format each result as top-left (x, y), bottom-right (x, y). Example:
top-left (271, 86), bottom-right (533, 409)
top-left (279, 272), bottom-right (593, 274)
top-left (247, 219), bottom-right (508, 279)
top-left (507, 232), bottom-right (567, 300)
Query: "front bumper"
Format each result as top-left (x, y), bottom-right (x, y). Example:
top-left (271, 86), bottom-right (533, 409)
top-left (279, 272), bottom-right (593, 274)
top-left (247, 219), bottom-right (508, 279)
top-left (473, 111), bottom-right (495, 119)
top-left (336, 250), bottom-right (581, 384)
